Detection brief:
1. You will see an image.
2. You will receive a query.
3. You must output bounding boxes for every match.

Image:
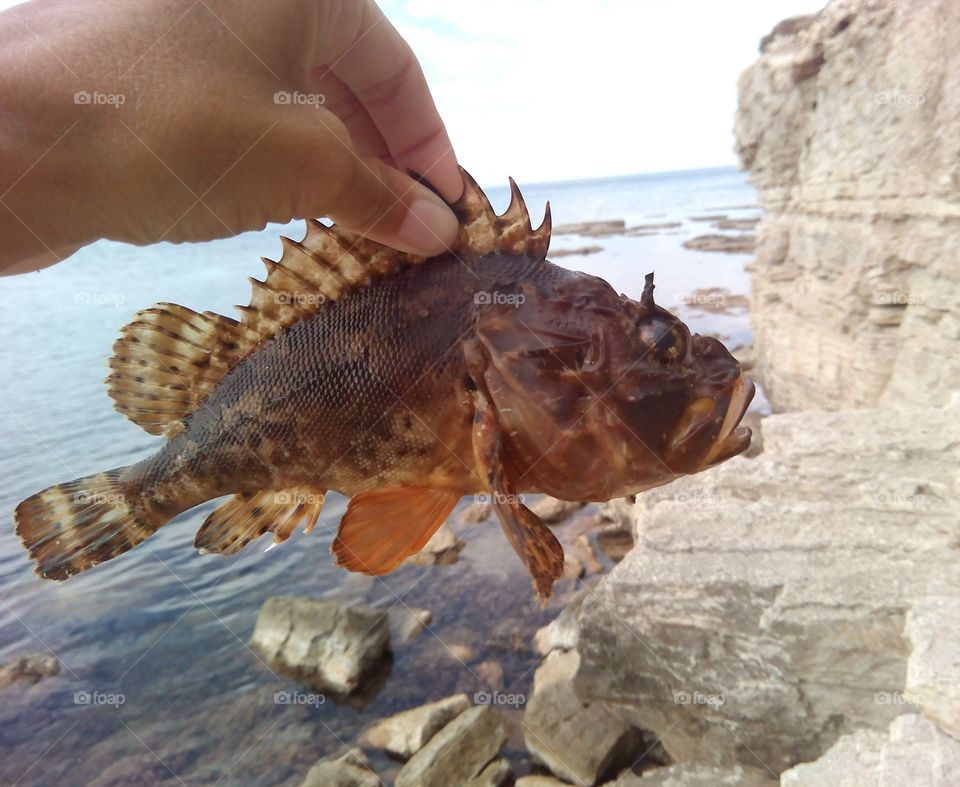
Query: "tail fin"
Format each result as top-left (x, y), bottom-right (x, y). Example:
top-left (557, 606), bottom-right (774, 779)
top-left (14, 468), bottom-right (161, 581)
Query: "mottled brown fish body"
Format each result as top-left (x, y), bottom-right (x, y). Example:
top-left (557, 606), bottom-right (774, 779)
top-left (15, 170), bottom-right (753, 598)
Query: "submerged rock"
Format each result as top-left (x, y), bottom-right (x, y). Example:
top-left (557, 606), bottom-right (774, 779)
top-left (359, 693), bottom-right (470, 760)
top-left (460, 501), bottom-right (492, 524)
top-left (574, 402), bottom-right (960, 772)
top-left (251, 597), bottom-right (389, 695)
top-left (300, 747), bottom-right (379, 787)
top-left (394, 608), bottom-right (433, 644)
top-left (0, 653), bottom-right (59, 689)
top-left (553, 220), bottom-right (625, 237)
top-left (549, 245), bottom-right (604, 258)
top-left (395, 704), bottom-right (512, 787)
top-left (524, 650), bottom-right (648, 786)
top-left (682, 233), bottom-right (755, 253)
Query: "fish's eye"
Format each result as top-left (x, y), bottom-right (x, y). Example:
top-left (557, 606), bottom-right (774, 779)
top-left (637, 316), bottom-right (688, 364)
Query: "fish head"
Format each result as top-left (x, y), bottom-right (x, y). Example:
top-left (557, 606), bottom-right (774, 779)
top-left (468, 270), bottom-right (754, 501)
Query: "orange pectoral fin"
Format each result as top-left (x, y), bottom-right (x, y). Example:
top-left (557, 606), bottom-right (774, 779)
top-left (332, 487), bottom-right (460, 576)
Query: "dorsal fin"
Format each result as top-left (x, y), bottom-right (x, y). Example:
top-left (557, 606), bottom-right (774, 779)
top-left (107, 168), bottom-right (550, 436)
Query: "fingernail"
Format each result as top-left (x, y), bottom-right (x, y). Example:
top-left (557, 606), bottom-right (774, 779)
top-left (397, 196), bottom-right (459, 256)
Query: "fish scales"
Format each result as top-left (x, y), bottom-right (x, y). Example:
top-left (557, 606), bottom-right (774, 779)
top-left (14, 169), bottom-right (754, 600)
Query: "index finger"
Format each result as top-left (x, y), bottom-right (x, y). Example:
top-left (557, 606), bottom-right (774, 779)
top-left (323, 1), bottom-right (463, 203)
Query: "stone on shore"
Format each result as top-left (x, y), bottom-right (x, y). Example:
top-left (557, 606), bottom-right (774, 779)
top-left (359, 694), bottom-right (470, 760)
top-left (300, 747), bottom-right (379, 787)
top-left (395, 704), bottom-right (512, 787)
top-left (553, 220), bottom-right (625, 237)
top-left (549, 245), bottom-right (604, 258)
top-left (251, 597), bottom-right (389, 695)
top-left (780, 714), bottom-right (960, 786)
top-left (524, 650), bottom-right (647, 786)
top-left (574, 401), bottom-right (960, 772)
top-left (467, 758), bottom-right (512, 786)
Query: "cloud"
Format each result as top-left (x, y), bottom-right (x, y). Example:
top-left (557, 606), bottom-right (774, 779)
top-left (382, 0), bottom-right (825, 183)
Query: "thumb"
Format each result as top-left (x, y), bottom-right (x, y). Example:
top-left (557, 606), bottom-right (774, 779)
top-left (262, 107), bottom-right (460, 257)
top-left (328, 151), bottom-right (461, 257)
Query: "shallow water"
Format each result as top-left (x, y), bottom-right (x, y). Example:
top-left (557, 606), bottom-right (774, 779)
top-left (0, 166), bottom-right (756, 785)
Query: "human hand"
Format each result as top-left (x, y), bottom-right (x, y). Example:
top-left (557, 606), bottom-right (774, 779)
top-left (0, 0), bottom-right (463, 274)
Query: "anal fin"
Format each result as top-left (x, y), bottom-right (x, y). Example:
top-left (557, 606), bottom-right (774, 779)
top-left (332, 487), bottom-right (460, 576)
top-left (194, 487), bottom-right (325, 555)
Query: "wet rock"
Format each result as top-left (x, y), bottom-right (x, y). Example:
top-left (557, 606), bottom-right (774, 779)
top-left (780, 714), bottom-right (960, 786)
top-left (549, 245), bottom-right (604, 258)
top-left (394, 608), bottom-right (433, 644)
top-left (0, 653), bottom-right (59, 689)
top-left (574, 402), bottom-right (960, 772)
top-left (628, 221), bottom-right (682, 231)
top-left (460, 501), bottom-right (492, 525)
top-left (524, 650), bottom-right (647, 786)
top-left (531, 497), bottom-right (587, 525)
top-left (251, 597), bottom-right (389, 695)
top-left (300, 747), bottom-right (379, 787)
top-left (359, 693), bottom-right (470, 760)
top-left (407, 523), bottom-right (463, 567)
top-left (395, 704), bottom-right (512, 787)
top-left (681, 234), bottom-right (754, 253)
top-left (553, 220), bottom-right (625, 237)
top-left (690, 214), bottom-right (727, 222)
top-left (475, 660), bottom-right (504, 690)
top-left (467, 757), bottom-right (512, 786)
top-left (516, 777), bottom-right (571, 786)
top-left (616, 762), bottom-right (776, 785)
top-left (486, 619), bottom-right (529, 656)
top-left (447, 644), bottom-right (477, 663)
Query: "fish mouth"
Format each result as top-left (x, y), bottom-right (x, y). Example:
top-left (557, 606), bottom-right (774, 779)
top-left (703, 373), bottom-right (755, 466)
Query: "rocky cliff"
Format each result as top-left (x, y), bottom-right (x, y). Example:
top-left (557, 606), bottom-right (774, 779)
top-left (734, 0), bottom-right (960, 411)
top-left (537, 1), bottom-right (960, 783)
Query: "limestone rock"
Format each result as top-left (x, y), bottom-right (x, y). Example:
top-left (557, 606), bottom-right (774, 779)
top-left (734, 0), bottom-right (960, 410)
top-left (0, 653), bottom-right (59, 689)
top-left (573, 402), bottom-right (960, 772)
top-left (533, 591), bottom-right (586, 656)
top-left (614, 762), bottom-right (776, 786)
top-left (515, 777), bottom-right (572, 786)
top-left (905, 599), bottom-right (960, 740)
top-left (524, 650), bottom-right (647, 786)
top-left (251, 597), bottom-right (389, 695)
top-left (395, 704), bottom-right (512, 787)
top-left (359, 694), bottom-right (470, 760)
top-left (300, 747), bottom-right (379, 787)
top-left (780, 714), bottom-right (960, 786)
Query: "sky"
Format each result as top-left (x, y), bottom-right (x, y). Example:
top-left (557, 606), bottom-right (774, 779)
top-left (382, 0), bottom-right (826, 183)
top-left (0, 0), bottom-right (827, 183)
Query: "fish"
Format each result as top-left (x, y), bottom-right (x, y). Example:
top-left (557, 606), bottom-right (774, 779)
top-left (14, 169), bottom-right (754, 600)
